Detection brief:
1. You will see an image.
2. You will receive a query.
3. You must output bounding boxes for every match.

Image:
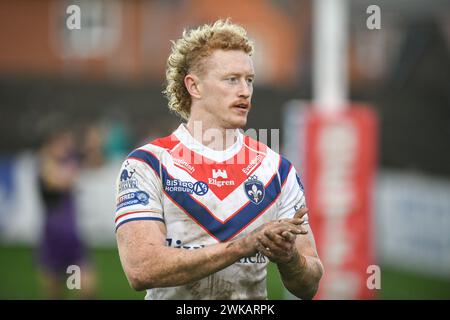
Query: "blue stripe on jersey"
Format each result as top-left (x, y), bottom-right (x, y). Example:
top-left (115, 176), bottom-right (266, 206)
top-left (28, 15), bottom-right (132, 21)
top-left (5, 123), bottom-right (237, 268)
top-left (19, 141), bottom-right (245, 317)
top-left (161, 166), bottom-right (282, 242)
top-left (115, 217), bottom-right (165, 232)
top-left (278, 156), bottom-right (292, 187)
top-left (127, 148), bottom-right (283, 242)
top-left (128, 149), bottom-right (160, 177)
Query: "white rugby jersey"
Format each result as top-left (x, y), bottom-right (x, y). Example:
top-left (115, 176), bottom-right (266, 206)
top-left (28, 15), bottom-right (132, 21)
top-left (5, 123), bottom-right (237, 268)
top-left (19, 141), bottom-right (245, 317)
top-left (115, 124), bottom-right (307, 300)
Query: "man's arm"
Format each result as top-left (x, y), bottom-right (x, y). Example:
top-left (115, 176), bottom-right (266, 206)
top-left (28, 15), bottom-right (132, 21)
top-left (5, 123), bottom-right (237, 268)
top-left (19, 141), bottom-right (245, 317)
top-left (256, 208), bottom-right (324, 300)
top-left (116, 217), bottom-right (305, 291)
top-left (276, 225), bottom-right (323, 299)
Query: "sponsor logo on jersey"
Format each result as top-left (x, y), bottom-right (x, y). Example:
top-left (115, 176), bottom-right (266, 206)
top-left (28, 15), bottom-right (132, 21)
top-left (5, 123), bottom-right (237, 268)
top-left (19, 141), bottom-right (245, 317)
top-left (237, 252), bottom-right (267, 264)
top-left (244, 175), bottom-right (265, 205)
top-left (209, 169), bottom-right (235, 187)
top-left (165, 178), bottom-right (209, 196)
top-left (242, 154), bottom-right (264, 175)
top-left (172, 157), bottom-right (195, 174)
top-left (166, 238), bottom-right (205, 250)
top-left (212, 169), bottom-right (227, 179)
top-left (208, 178), bottom-right (235, 187)
top-left (118, 169), bottom-right (139, 192)
top-left (117, 190), bottom-right (150, 209)
top-left (120, 169), bottom-right (135, 181)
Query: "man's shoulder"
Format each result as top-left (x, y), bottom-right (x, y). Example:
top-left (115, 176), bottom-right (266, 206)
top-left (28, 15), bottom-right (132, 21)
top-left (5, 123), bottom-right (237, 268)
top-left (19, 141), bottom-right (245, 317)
top-left (244, 135), bottom-right (293, 171)
top-left (149, 133), bottom-right (180, 151)
top-left (129, 133), bottom-right (179, 156)
top-left (242, 133), bottom-right (291, 163)
top-left (242, 133), bottom-right (270, 155)
top-left (120, 133), bottom-right (178, 172)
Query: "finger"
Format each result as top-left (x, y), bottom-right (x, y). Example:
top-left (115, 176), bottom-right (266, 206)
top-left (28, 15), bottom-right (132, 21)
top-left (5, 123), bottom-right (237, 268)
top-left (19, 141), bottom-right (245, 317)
top-left (258, 235), bottom-right (291, 255)
top-left (266, 229), bottom-right (297, 246)
top-left (257, 237), bottom-right (295, 264)
top-left (293, 207), bottom-right (309, 220)
top-left (264, 230), bottom-right (287, 246)
top-left (298, 225), bottom-right (309, 235)
top-left (281, 231), bottom-right (296, 242)
top-left (255, 242), bottom-right (273, 259)
top-left (258, 235), bottom-right (277, 251)
top-left (283, 223), bottom-right (306, 235)
top-left (290, 218), bottom-right (306, 226)
top-left (278, 220), bottom-right (308, 235)
top-left (262, 221), bottom-right (297, 234)
top-left (267, 223), bottom-right (303, 236)
top-left (279, 215), bottom-right (307, 226)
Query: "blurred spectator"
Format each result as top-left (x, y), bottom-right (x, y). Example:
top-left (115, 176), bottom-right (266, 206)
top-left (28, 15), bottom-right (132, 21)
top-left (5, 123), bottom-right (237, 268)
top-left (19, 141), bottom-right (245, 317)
top-left (36, 126), bottom-right (96, 299)
top-left (103, 120), bottom-right (130, 162)
top-left (80, 124), bottom-right (106, 169)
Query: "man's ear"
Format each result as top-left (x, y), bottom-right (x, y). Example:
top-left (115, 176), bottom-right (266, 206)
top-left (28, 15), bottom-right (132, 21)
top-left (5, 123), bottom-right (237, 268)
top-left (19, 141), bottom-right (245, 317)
top-left (184, 74), bottom-right (201, 99)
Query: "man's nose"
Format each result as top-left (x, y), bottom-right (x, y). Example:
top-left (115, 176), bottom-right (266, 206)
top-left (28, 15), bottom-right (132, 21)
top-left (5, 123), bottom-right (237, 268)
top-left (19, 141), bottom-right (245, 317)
top-left (238, 80), bottom-right (251, 99)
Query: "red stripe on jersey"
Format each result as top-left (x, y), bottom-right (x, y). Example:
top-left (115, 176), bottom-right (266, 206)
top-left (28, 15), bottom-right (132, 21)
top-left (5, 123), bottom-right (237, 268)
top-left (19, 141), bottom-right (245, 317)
top-left (150, 134), bottom-right (180, 151)
top-left (115, 210), bottom-right (159, 223)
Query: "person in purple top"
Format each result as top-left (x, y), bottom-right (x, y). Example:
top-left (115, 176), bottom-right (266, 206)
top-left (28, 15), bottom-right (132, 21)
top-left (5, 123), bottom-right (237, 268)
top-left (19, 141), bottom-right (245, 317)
top-left (36, 126), bottom-right (96, 299)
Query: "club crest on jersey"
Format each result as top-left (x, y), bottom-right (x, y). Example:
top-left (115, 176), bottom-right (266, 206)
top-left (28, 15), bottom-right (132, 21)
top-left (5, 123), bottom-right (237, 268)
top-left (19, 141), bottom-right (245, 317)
top-left (244, 175), bottom-right (265, 205)
top-left (119, 169), bottom-right (138, 192)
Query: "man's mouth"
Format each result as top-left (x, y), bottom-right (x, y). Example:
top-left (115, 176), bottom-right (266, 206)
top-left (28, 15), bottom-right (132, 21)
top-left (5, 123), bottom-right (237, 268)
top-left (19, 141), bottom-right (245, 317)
top-left (233, 102), bottom-right (250, 110)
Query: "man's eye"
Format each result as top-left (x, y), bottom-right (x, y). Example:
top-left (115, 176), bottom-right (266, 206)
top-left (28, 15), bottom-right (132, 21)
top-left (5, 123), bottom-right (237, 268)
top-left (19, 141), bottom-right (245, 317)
top-left (247, 78), bottom-right (254, 84)
top-left (227, 77), bottom-right (238, 83)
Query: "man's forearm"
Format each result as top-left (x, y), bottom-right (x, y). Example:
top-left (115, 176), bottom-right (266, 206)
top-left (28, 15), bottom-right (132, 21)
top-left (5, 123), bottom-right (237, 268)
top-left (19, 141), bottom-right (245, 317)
top-left (125, 239), bottom-right (251, 290)
top-left (118, 218), bottom-right (304, 291)
top-left (277, 251), bottom-right (323, 300)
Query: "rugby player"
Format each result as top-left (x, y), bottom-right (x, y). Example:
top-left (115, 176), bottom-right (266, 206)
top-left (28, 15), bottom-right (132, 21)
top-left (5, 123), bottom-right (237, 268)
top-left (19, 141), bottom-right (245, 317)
top-left (115, 19), bottom-right (323, 300)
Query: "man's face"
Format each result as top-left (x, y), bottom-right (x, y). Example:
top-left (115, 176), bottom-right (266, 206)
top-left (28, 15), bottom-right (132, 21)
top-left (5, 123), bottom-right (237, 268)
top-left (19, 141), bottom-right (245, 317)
top-left (196, 49), bottom-right (254, 129)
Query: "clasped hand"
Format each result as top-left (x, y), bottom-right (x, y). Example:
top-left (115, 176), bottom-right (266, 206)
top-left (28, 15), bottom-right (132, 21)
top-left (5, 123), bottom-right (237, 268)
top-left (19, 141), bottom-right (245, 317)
top-left (249, 207), bottom-right (309, 264)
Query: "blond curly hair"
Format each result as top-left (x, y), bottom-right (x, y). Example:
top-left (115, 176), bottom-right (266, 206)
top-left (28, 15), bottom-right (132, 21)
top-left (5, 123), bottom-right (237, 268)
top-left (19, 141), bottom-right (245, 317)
top-left (163, 19), bottom-right (254, 120)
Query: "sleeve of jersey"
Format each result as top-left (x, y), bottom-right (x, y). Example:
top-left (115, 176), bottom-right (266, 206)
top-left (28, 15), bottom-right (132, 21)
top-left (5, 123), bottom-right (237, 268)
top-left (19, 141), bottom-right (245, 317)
top-left (277, 163), bottom-right (309, 224)
top-left (114, 156), bottom-right (164, 232)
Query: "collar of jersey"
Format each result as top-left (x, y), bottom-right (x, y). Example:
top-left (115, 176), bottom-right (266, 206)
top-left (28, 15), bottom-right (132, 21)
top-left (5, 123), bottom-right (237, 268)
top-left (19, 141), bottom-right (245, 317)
top-left (173, 124), bottom-right (244, 163)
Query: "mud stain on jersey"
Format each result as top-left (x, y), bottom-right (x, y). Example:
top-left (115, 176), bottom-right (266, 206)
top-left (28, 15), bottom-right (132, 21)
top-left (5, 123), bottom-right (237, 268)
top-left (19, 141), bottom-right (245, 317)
top-left (202, 274), bottom-right (235, 299)
top-left (238, 264), bottom-right (266, 299)
top-left (185, 280), bottom-right (203, 299)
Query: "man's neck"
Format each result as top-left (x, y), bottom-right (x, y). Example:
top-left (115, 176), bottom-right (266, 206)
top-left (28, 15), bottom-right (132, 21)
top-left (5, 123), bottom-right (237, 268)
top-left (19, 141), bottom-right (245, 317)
top-left (185, 119), bottom-right (239, 151)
